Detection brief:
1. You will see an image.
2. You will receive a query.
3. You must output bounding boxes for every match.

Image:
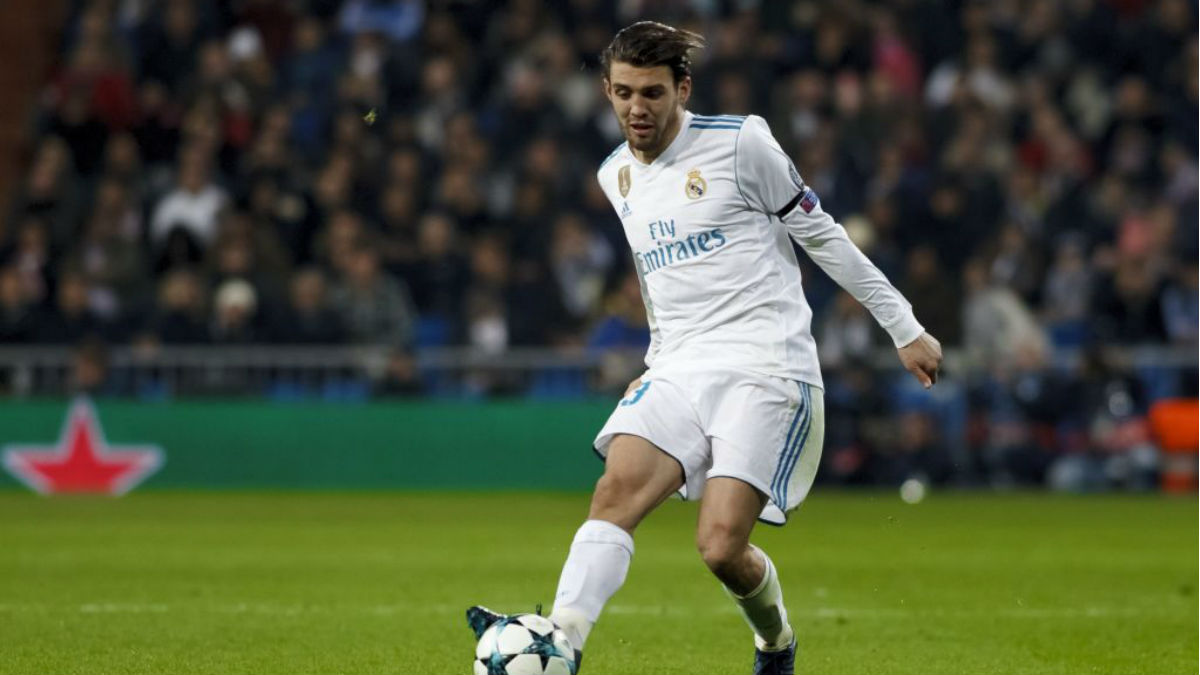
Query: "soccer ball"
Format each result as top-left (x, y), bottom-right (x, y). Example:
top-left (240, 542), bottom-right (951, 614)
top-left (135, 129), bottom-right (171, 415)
top-left (474, 614), bottom-right (577, 675)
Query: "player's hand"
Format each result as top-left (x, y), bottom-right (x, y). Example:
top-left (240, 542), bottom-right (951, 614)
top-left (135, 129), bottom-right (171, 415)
top-left (898, 332), bottom-right (942, 389)
top-left (623, 377), bottom-right (643, 398)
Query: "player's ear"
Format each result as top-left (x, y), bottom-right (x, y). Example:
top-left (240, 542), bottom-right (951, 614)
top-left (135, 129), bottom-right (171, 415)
top-left (677, 76), bottom-right (692, 106)
top-left (602, 77), bottom-right (612, 99)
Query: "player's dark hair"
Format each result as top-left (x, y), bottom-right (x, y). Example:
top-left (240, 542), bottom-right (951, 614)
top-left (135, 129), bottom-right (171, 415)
top-left (601, 21), bottom-right (706, 84)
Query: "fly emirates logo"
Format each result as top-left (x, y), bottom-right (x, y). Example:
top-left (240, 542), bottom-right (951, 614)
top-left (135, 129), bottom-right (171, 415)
top-left (635, 218), bottom-right (727, 275)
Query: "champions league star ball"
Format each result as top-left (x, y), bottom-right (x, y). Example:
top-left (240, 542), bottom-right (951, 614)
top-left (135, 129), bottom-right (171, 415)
top-left (474, 614), bottom-right (577, 675)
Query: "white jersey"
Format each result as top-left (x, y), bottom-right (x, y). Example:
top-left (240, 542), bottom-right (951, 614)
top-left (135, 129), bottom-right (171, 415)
top-left (597, 111), bottom-right (923, 389)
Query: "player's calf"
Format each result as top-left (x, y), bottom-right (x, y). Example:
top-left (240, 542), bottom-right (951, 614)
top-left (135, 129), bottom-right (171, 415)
top-left (698, 479), bottom-right (795, 657)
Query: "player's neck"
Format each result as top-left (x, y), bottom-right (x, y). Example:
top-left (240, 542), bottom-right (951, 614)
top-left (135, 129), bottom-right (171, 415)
top-left (632, 108), bottom-right (685, 164)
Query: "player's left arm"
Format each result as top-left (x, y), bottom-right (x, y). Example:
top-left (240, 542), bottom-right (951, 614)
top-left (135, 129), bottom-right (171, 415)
top-left (735, 115), bottom-right (942, 387)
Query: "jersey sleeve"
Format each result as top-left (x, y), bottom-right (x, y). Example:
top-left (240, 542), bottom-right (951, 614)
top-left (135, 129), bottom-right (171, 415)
top-left (735, 116), bottom-right (925, 348)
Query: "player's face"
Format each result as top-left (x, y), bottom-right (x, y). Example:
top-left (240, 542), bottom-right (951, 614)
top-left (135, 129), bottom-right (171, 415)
top-left (605, 62), bottom-right (691, 158)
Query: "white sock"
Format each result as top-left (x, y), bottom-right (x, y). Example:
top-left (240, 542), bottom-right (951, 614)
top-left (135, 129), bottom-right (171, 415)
top-left (549, 519), bottom-right (634, 649)
top-left (725, 546), bottom-right (794, 651)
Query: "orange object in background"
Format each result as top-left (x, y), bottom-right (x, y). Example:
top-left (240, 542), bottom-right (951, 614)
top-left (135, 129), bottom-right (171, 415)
top-left (1149, 398), bottom-right (1199, 493)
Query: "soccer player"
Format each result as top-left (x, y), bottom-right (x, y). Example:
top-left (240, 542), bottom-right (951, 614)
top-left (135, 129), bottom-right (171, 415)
top-left (469, 21), bottom-right (943, 675)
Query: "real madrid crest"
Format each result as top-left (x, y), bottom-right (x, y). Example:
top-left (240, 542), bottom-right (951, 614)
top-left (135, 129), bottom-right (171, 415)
top-left (685, 168), bottom-right (707, 200)
top-left (618, 165), bottom-right (632, 197)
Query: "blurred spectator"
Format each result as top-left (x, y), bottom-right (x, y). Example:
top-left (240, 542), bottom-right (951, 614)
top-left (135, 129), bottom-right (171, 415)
top-left (339, 0), bottom-right (424, 42)
top-left (987, 224), bottom-right (1043, 305)
top-left (62, 179), bottom-right (148, 320)
top-left (69, 338), bottom-right (111, 396)
top-left (588, 269), bottom-right (649, 353)
top-left (926, 32), bottom-right (1015, 111)
top-left (313, 208), bottom-right (367, 274)
top-left (588, 268), bottom-right (651, 391)
top-left (372, 347), bottom-right (424, 397)
top-left (4, 216), bottom-right (55, 307)
top-left (549, 212), bottom-right (613, 322)
top-left (329, 242), bottom-right (416, 346)
top-left (8, 137), bottom-right (82, 250)
top-left (1041, 236), bottom-right (1093, 346)
top-left (150, 145), bottom-right (229, 249)
top-left (207, 210), bottom-right (291, 302)
top-left (139, 0), bottom-right (205, 95)
top-left (30, 272), bottom-right (109, 344)
top-left (1090, 258), bottom-right (1169, 344)
top-left (973, 342), bottom-right (1064, 487)
top-left (267, 267), bottom-right (346, 344)
top-left (463, 232), bottom-right (571, 349)
top-left (1048, 349), bottom-right (1159, 491)
top-left (404, 211), bottom-right (468, 334)
top-left (899, 245), bottom-right (960, 346)
top-left (376, 184), bottom-right (421, 269)
top-left (210, 278), bottom-right (260, 343)
top-left (462, 235), bottom-right (512, 354)
top-left (47, 34), bottom-right (137, 170)
top-left (133, 80), bottom-right (183, 166)
top-left (0, 265), bottom-right (36, 342)
top-left (821, 359), bottom-right (891, 485)
top-left (962, 257), bottom-right (1048, 370)
top-left (1160, 262), bottom-right (1198, 344)
top-left (140, 268), bottom-right (208, 344)
top-left (819, 291), bottom-right (877, 370)
top-left (46, 84), bottom-right (110, 177)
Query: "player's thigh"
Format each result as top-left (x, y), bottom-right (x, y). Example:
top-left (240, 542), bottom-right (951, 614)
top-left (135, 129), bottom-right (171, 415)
top-left (589, 434), bottom-right (685, 530)
top-left (593, 372), bottom-right (711, 506)
top-left (695, 476), bottom-right (767, 561)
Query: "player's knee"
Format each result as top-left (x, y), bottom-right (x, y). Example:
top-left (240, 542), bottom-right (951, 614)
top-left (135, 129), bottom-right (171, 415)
top-left (696, 522), bottom-right (746, 576)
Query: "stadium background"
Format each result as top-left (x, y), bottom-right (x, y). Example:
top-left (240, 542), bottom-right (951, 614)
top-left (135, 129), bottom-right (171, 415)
top-left (0, 2), bottom-right (1196, 674)
top-left (0, 0), bottom-right (1195, 492)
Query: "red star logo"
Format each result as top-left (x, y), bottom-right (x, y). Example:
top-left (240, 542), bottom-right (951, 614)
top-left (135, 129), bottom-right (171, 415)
top-left (2, 399), bottom-right (163, 495)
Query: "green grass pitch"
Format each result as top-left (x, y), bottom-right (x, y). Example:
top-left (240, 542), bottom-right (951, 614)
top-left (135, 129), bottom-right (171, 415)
top-left (0, 491), bottom-right (1195, 674)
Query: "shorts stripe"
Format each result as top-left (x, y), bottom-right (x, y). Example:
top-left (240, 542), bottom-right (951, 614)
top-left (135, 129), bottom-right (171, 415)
top-left (772, 395), bottom-right (805, 502)
top-left (781, 384), bottom-right (814, 506)
top-left (770, 384), bottom-right (808, 507)
top-left (772, 383), bottom-right (811, 508)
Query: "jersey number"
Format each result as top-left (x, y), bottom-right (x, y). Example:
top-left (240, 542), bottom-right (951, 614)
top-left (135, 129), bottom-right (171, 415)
top-left (619, 381), bottom-right (651, 407)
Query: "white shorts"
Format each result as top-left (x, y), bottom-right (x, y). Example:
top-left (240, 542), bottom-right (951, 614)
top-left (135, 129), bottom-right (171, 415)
top-left (593, 368), bottom-right (825, 525)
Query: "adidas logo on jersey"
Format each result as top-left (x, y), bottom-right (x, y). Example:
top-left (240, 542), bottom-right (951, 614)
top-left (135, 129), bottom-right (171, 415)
top-left (620, 201), bottom-right (633, 219)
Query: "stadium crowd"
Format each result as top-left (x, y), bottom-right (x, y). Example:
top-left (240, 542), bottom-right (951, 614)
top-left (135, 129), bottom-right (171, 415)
top-left (2, 0), bottom-right (1196, 488)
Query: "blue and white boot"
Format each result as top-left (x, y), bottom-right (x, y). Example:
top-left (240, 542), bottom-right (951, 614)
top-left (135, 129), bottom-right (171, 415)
top-left (753, 639), bottom-right (796, 675)
top-left (466, 605), bottom-right (509, 639)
